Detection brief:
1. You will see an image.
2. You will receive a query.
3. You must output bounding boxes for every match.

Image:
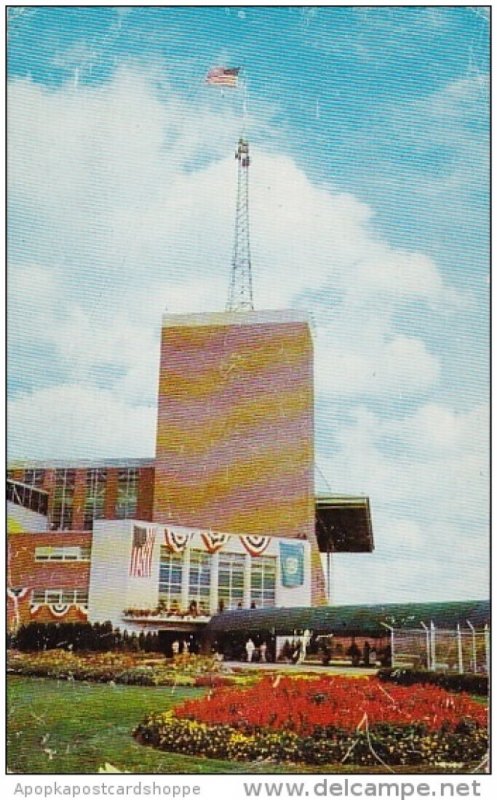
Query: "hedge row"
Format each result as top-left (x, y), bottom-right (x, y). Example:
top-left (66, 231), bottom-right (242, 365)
top-left (377, 668), bottom-right (488, 696)
top-left (9, 622), bottom-right (161, 653)
top-left (134, 714), bottom-right (488, 768)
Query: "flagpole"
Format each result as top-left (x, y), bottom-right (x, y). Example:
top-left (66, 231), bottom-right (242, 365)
top-left (242, 73), bottom-right (248, 136)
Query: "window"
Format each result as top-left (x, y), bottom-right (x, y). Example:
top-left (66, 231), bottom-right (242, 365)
top-left (7, 481), bottom-right (48, 516)
top-left (218, 553), bottom-right (245, 610)
top-left (35, 546), bottom-right (91, 562)
top-left (31, 589), bottom-right (88, 608)
top-left (188, 550), bottom-right (211, 612)
top-left (116, 469), bottom-right (138, 519)
top-left (23, 469), bottom-right (45, 488)
top-left (83, 469), bottom-right (107, 530)
top-left (250, 556), bottom-right (276, 608)
top-left (158, 548), bottom-right (183, 609)
top-left (51, 470), bottom-right (75, 530)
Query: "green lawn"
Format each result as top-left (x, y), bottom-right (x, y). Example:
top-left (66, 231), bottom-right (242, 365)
top-left (7, 676), bottom-right (487, 775)
top-left (7, 676), bottom-right (318, 774)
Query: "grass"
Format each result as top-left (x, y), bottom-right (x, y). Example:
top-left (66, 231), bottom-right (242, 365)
top-left (7, 676), bottom-right (487, 775)
top-left (7, 676), bottom-right (327, 774)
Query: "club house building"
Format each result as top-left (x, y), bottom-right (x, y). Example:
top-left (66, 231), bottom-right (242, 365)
top-left (7, 310), bottom-right (374, 643)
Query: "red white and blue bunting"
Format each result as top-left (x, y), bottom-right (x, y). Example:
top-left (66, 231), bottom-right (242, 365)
top-left (7, 586), bottom-right (31, 601)
top-left (30, 602), bottom-right (88, 619)
top-left (201, 531), bottom-right (230, 554)
top-left (240, 535), bottom-right (270, 557)
top-left (49, 603), bottom-right (71, 618)
top-left (163, 528), bottom-right (192, 553)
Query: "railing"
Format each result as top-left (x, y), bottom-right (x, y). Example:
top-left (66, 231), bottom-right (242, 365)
top-left (7, 479), bottom-right (49, 517)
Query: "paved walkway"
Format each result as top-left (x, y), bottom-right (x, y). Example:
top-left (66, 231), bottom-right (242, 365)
top-left (222, 661), bottom-right (379, 675)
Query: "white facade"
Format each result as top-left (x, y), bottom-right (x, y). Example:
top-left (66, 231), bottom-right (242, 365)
top-left (88, 520), bottom-right (312, 632)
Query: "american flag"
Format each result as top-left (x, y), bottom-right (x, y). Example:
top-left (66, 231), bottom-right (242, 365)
top-left (129, 525), bottom-right (156, 578)
top-left (205, 66), bottom-right (240, 88)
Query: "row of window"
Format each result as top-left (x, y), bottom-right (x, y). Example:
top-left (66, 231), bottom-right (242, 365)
top-left (35, 546), bottom-right (91, 562)
top-left (31, 589), bottom-right (88, 608)
top-left (159, 549), bottom-right (276, 611)
top-left (8, 468), bottom-right (140, 530)
top-left (7, 479), bottom-right (49, 516)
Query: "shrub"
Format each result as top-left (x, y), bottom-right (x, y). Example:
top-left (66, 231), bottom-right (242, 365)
top-left (10, 621), bottom-right (161, 653)
top-left (377, 668), bottom-right (488, 696)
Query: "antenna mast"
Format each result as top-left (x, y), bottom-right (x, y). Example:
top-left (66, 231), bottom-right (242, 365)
top-left (227, 138), bottom-right (254, 311)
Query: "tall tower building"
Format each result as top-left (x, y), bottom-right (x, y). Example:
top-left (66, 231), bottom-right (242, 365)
top-left (153, 309), bottom-right (327, 604)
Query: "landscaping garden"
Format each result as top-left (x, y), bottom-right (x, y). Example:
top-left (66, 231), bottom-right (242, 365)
top-left (7, 649), bottom-right (243, 688)
top-left (7, 623), bottom-right (489, 774)
top-left (134, 674), bottom-right (488, 771)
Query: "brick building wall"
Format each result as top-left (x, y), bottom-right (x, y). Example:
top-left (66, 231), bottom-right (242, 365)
top-left (154, 311), bottom-right (327, 605)
top-left (7, 531), bottom-right (92, 628)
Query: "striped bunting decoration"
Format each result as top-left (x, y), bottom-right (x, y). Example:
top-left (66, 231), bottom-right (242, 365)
top-left (48, 603), bottom-right (71, 618)
top-left (201, 531), bottom-right (230, 554)
top-left (240, 535), bottom-right (270, 557)
top-left (7, 586), bottom-right (31, 601)
top-left (164, 527), bottom-right (192, 554)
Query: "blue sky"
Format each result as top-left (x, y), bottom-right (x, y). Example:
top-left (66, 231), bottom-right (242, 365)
top-left (8, 6), bottom-right (489, 604)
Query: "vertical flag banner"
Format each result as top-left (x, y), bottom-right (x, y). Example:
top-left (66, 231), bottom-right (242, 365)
top-left (280, 542), bottom-right (304, 588)
top-left (130, 525), bottom-right (156, 578)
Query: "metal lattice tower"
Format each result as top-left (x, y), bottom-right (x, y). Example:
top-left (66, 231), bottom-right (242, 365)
top-left (227, 138), bottom-right (254, 311)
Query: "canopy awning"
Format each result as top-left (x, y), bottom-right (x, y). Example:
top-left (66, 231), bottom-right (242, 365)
top-left (206, 600), bottom-right (489, 636)
top-left (316, 495), bottom-right (373, 553)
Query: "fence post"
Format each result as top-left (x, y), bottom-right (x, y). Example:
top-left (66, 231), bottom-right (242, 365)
top-left (457, 623), bottom-right (463, 674)
top-left (420, 621), bottom-right (430, 670)
top-left (466, 620), bottom-right (477, 673)
top-left (430, 621), bottom-right (436, 671)
top-left (484, 624), bottom-right (490, 675)
top-left (380, 623), bottom-right (394, 667)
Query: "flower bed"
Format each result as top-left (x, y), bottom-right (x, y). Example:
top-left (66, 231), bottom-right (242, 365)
top-left (134, 676), bottom-right (488, 768)
top-left (7, 650), bottom-right (240, 687)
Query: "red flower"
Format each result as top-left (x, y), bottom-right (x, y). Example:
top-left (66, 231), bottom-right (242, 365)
top-left (174, 676), bottom-right (487, 735)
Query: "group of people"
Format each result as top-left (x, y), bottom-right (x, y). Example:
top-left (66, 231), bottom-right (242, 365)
top-left (171, 639), bottom-right (190, 656)
top-left (346, 639), bottom-right (392, 667)
top-left (245, 638), bottom-right (268, 663)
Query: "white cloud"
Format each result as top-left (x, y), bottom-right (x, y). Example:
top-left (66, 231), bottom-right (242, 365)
top-left (8, 385), bottom-right (156, 460)
top-left (316, 401), bottom-right (489, 602)
top-left (9, 68), bottom-right (462, 420)
top-left (314, 330), bottom-right (439, 398)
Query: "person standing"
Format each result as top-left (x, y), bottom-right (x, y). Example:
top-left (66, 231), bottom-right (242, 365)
top-left (259, 641), bottom-right (267, 663)
top-left (245, 637), bottom-right (255, 663)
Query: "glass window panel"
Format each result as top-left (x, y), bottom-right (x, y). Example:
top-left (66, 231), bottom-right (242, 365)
top-left (159, 548), bottom-right (184, 609)
top-left (116, 469), bottom-right (138, 519)
top-left (218, 552), bottom-right (246, 610)
top-left (51, 470), bottom-right (75, 530)
top-left (250, 556), bottom-right (276, 608)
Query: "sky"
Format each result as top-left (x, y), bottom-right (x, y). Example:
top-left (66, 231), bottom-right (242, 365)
top-left (7, 5), bottom-right (489, 605)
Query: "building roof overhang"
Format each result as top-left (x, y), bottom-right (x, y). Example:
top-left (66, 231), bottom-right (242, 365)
top-left (206, 600), bottom-right (490, 636)
top-left (316, 495), bottom-right (374, 553)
